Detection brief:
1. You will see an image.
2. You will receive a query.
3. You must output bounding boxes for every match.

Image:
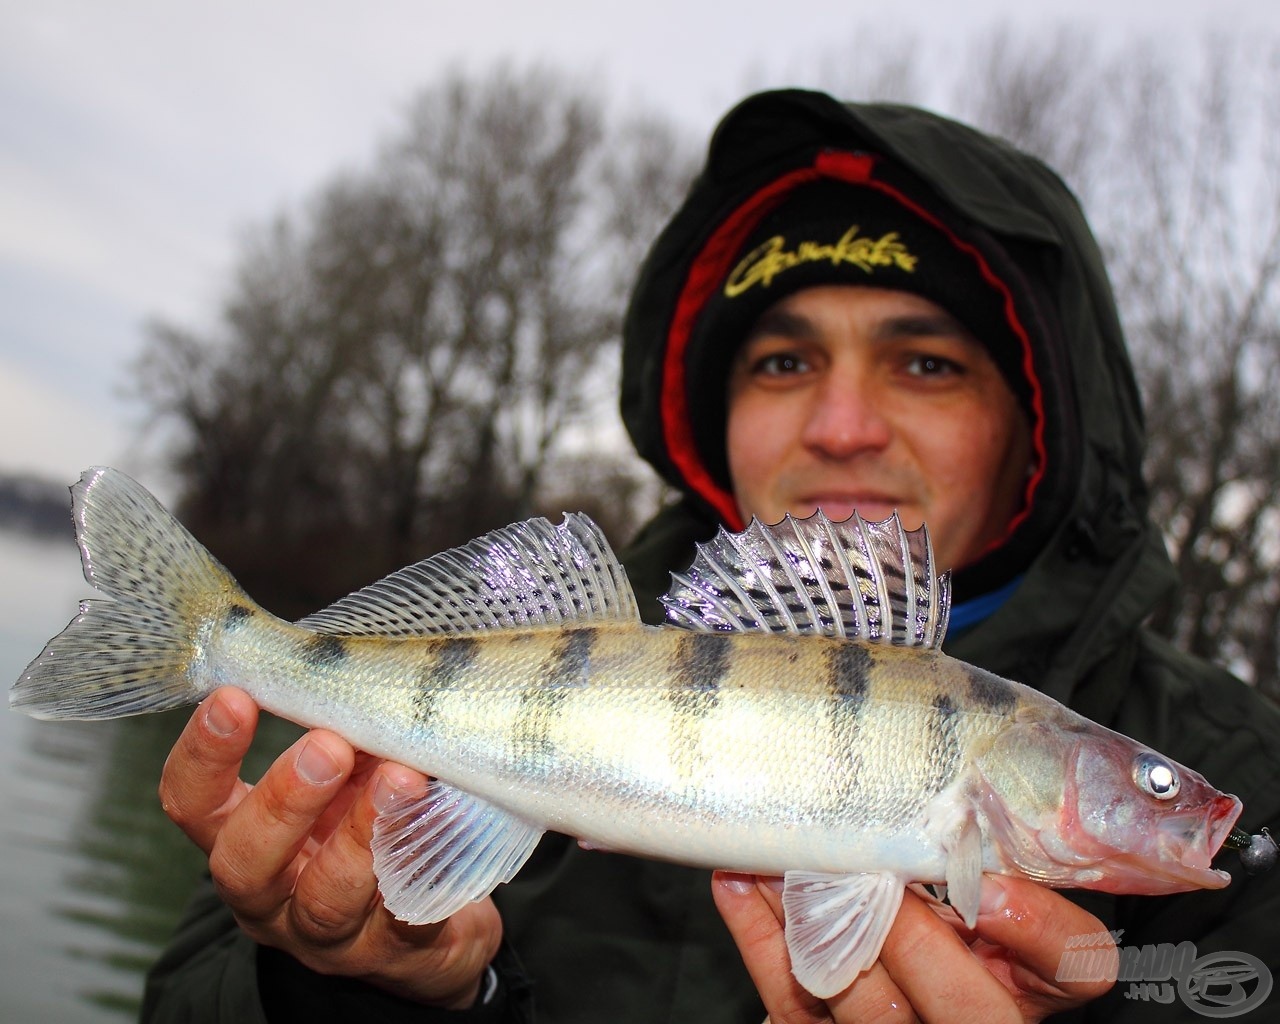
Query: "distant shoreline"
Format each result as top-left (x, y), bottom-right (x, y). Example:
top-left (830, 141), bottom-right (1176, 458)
top-left (0, 472), bottom-right (73, 541)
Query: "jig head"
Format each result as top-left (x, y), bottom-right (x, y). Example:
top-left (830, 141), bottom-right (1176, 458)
top-left (1223, 826), bottom-right (1278, 875)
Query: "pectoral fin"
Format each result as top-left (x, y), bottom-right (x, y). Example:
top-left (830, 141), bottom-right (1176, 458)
top-left (371, 781), bottom-right (544, 924)
top-left (781, 870), bottom-right (905, 998)
top-left (944, 809), bottom-right (984, 928)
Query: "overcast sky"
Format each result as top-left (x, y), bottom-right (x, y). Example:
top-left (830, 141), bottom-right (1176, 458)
top-left (2, 0), bottom-right (1274, 490)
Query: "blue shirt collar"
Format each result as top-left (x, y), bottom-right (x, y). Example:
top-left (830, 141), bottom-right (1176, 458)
top-left (945, 574), bottom-right (1023, 638)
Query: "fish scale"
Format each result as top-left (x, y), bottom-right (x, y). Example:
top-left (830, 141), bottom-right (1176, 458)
top-left (10, 467), bottom-right (1243, 1000)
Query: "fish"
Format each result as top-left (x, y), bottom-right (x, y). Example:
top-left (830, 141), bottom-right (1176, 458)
top-left (10, 467), bottom-right (1242, 999)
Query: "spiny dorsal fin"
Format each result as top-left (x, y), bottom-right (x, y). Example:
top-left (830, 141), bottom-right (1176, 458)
top-left (297, 513), bottom-right (639, 637)
top-left (660, 511), bottom-right (950, 647)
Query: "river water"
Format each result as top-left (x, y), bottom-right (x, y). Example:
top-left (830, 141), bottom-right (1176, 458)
top-left (0, 528), bottom-right (295, 1021)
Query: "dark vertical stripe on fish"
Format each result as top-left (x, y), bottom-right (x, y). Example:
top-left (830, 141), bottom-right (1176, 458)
top-left (223, 604), bottom-right (254, 631)
top-left (513, 627), bottom-right (599, 765)
top-left (825, 641), bottom-right (871, 815)
top-left (925, 691), bottom-right (964, 797)
top-left (299, 633), bottom-right (349, 668)
top-left (665, 633), bottom-right (731, 791)
top-left (414, 636), bottom-right (480, 724)
top-left (826, 641), bottom-right (871, 710)
top-left (669, 633), bottom-right (730, 715)
top-left (545, 627), bottom-right (598, 690)
top-left (965, 667), bottom-right (1019, 716)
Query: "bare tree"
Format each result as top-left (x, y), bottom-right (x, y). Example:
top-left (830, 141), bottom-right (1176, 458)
top-left (781, 24), bottom-right (926, 106)
top-left (133, 66), bottom-right (696, 613)
top-left (968, 33), bottom-right (1280, 696)
top-left (1099, 40), bottom-right (1280, 696)
top-left (955, 26), bottom-right (1110, 195)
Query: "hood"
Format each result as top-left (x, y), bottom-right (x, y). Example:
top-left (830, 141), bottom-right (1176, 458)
top-left (620, 89), bottom-right (1177, 703)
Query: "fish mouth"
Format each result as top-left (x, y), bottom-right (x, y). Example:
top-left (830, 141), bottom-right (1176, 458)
top-left (1075, 793), bottom-right (1243, 895)
top-left (1143, 793), bottom-right (1243, 892)
top-left (1204, 793), bottom-right (1245, 858)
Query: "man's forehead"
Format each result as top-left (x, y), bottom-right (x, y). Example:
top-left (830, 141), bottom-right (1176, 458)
top-left (743, 285), bottom-right (978, 343)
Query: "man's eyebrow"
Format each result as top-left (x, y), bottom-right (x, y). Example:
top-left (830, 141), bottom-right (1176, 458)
top-left (744, 307), bottom-right (818, 342)
top-left (876, 312), bottom-right (974, 340)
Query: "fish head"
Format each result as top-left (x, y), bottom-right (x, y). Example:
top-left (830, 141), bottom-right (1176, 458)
top-left (1064, 729), bottom-right (1241, 893)
top-left (976, 711), bottom-right (1241, 895)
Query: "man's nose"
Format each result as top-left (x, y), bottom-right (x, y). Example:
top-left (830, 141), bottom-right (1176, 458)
top-left (799, 377), bottom-right (892, 458)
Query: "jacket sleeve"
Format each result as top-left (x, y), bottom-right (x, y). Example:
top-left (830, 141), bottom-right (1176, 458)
top-left (141, 875), bottom-right (534, 1024)
top-left (140, 876), bottom-right (269, 1024)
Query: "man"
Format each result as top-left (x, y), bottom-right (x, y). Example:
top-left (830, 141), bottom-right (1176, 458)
top-left (143, 89), bottom-right (1280, 1023)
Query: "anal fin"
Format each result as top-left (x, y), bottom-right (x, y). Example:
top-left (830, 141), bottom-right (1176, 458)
top-left (371, 781), bottom-right (544, 924)
top-left (781, 870), bottom-right (905, 999)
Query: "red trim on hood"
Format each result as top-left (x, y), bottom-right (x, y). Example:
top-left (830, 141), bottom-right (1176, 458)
top-left (659, 149), bottom-right (1046, 560)
top-left (853, 175), bottom-right (1048, 552)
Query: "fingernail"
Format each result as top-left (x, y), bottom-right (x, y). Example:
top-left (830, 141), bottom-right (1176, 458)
top-left (979, 875), bottom-right (1008, 915)
top-left (372, 768), bottom-right (427, 812)
top-left (762, 876), bottom-right (785, 894)
top-left (204, 698), bottom-right (240, 737)
top-left (296, 738), bottom-right (341, 785)
top-left (371, 774), bottom-right (402, 813)
top-left (718, 872), bottom-right (756, 896)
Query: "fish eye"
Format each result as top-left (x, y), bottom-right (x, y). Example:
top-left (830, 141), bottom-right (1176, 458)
top-left (1134, 754), bottom-right (1180, 800)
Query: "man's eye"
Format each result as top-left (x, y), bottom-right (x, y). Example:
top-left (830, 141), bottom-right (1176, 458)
top-left (754, 353), bottom-right (809, 375)
top-left (905, 354), bottom-right (962, 377)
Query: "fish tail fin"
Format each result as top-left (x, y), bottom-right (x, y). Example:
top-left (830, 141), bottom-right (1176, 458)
top-left (10, 467), bottom-right (253, 720)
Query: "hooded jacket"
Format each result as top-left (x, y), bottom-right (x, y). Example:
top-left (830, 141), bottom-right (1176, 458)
top-left (612, 89), bottom-right (1280, 1022)
top-left (143, 91), bottom-right (1280, 1024)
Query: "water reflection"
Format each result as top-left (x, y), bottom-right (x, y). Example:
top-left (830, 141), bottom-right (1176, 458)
top-left (6, 697), bottom-right (300, 1020)
top-left (1, 528), bottom-right (299, 1020)
top-left (29, 712), bottom-right (202, 1016)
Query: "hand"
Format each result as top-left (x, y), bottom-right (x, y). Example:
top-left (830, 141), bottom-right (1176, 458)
top-left (158, 686), bottom-right (502, 1008)
top-left (713, 871), bottom-right (1117, 1024)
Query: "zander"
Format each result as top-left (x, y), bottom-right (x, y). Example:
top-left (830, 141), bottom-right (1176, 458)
top-left (10, 467), bottom-right (1243, 998)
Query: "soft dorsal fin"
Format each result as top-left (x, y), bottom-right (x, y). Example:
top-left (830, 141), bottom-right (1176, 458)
top-left (660, 511), bottom-right (950, 647)
top-left (297, 513), bottom-right (639, 636)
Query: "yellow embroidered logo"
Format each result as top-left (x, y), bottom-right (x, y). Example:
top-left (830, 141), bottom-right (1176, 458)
top-left (724, 226), bottom-right (918, 297)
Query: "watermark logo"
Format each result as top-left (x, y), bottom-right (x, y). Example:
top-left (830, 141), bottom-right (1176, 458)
top-left (1057, 931), bottom-right (1272, 1017)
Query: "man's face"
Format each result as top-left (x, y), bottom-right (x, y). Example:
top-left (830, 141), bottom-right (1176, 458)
top-left (725, 285), bottom-right (1032, 572)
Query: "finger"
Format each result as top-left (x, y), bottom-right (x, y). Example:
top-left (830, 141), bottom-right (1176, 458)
top-left (876, 889), bottom-right (1013, 1024)
top-left (713, 872), bottom-right (832, 1024)
top-left (309, 753), bottom-right (386, 847)
top-left (288, 762), bottom-right (428, 947)
top-left (158, 686), bottom-right (259, 853)
top-left (208, 729), bottom-right (355, 924)
top-left (972, 876), bottom-right (1117, 1011)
